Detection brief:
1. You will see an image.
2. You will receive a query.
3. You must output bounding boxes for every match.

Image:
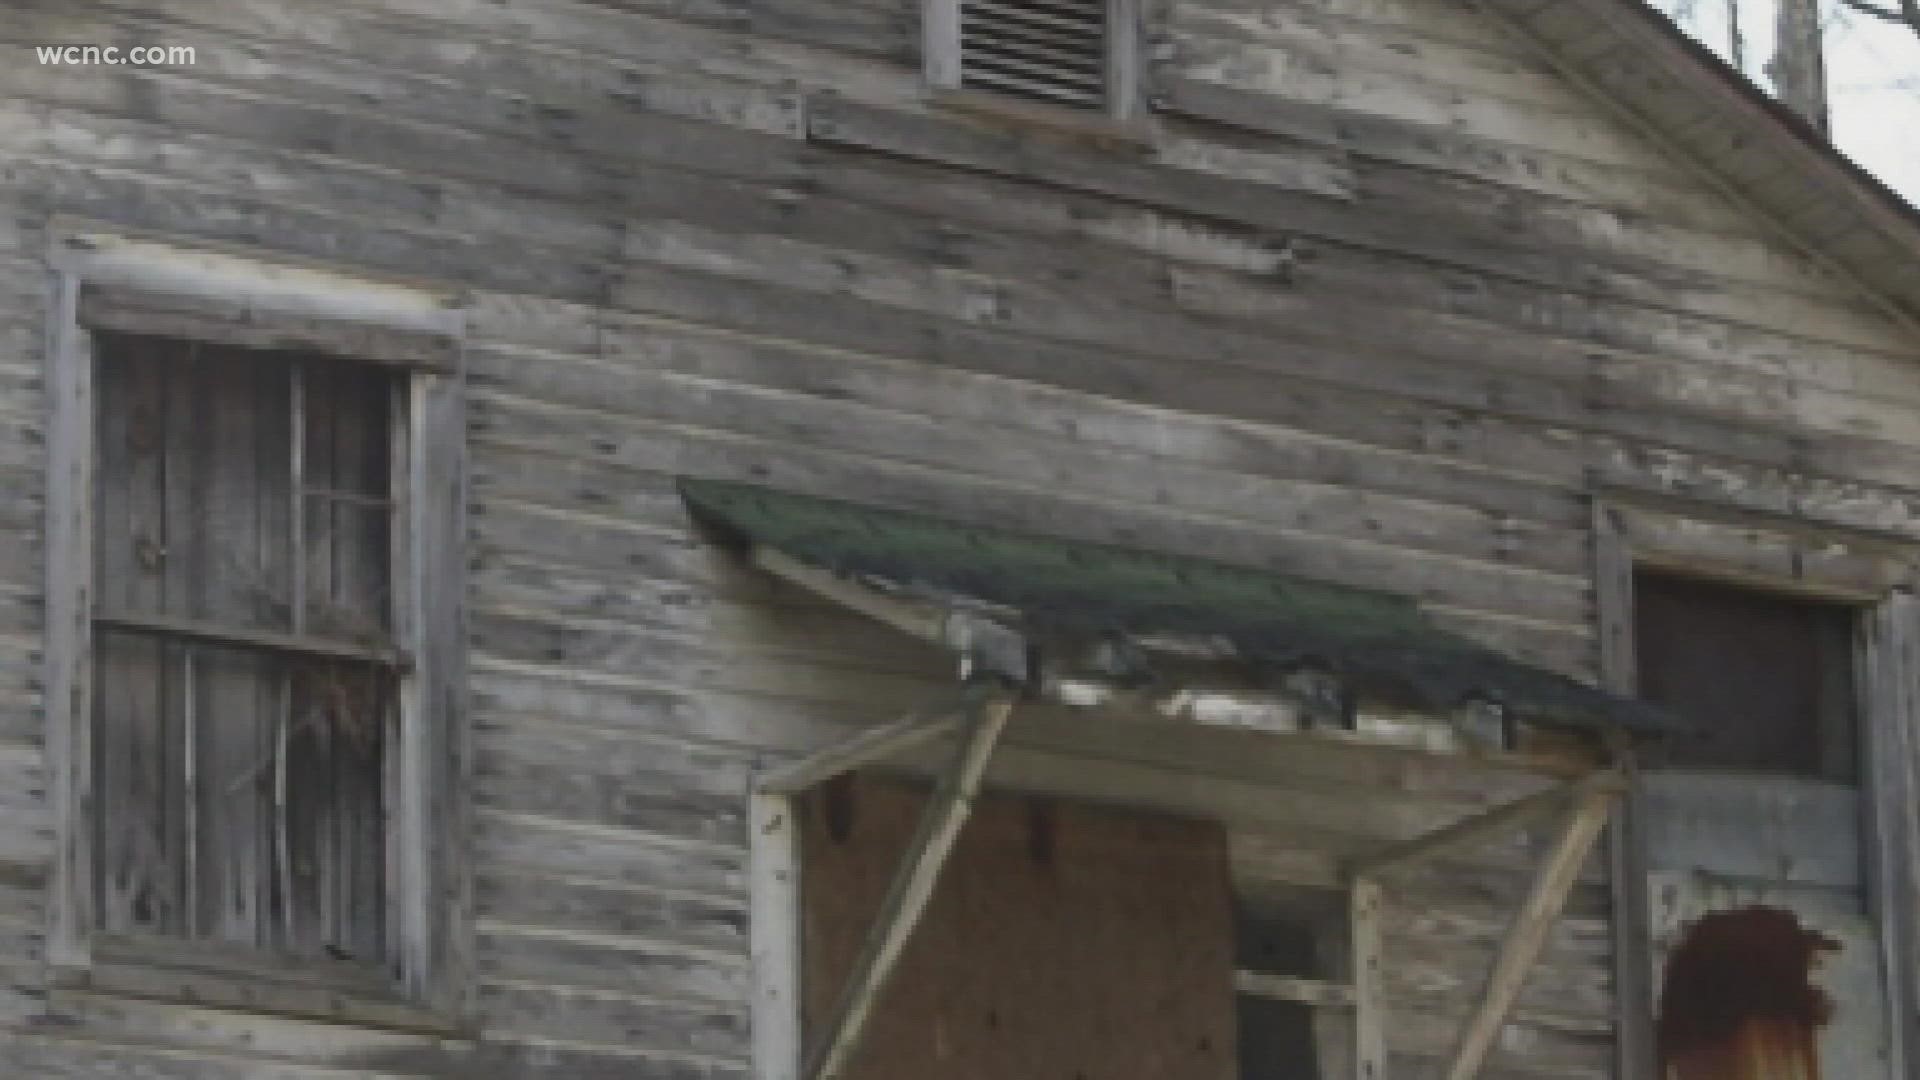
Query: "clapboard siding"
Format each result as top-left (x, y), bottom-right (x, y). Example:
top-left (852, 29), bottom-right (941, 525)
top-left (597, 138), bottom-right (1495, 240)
top-left (0, 0), bottom-right (1915, 1075)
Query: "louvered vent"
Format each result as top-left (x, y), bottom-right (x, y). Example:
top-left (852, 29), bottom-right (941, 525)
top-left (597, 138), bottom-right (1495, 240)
top-left (959, 0), bottom-right (1109, 110)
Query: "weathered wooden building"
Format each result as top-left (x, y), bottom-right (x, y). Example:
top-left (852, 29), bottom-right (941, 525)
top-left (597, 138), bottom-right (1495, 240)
top-left (3, 0), bottom-right (1920, 1076)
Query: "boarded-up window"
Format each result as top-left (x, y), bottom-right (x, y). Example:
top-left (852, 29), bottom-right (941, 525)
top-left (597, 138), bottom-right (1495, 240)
top-left (1633, 571), bottom-right (1857, 782)
top-left (798, 773), bottom-right (1236, 1080)
top-left (92, 333), bottom-right (397, 964)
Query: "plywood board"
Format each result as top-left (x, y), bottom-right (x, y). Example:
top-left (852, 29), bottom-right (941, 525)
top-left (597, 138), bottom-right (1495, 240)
top-left (798, 773), bottom-right (1235, 1080)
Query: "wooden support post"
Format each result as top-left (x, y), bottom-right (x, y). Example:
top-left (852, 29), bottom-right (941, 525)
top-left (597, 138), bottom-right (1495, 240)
top-left (1351, 876), bottom-right (1386, 1080)
top-left (805, 690), bottom-right (1017, 1080)
top-left (1442, 787), bottom-right (1615, 1080)
top-left (1345, 771), bottom-right (1622, 881)
top-left (751, 789), bottom-right (802, 1080)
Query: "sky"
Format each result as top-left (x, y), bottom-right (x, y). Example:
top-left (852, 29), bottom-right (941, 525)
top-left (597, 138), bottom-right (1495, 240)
top-left (1649, 0), bottom-right (1920, 205)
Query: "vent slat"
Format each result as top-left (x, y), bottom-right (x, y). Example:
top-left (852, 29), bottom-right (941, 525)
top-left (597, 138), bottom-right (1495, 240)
top-left (960, 0), bottom-right (1109, 110)
top-left (964, 28), bottom-right (1105, 74)
top-left (964, 0), bottom-right (1104, 37)
top-left (962, 13), bottom-right (1106, 58)
top-left (963, 68), bottom-right (1106, 107)
top-left (963, 49), bottom-right (1106, 89)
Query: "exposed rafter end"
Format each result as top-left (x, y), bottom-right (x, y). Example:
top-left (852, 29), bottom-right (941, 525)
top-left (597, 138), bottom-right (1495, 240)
top-left (753, 545), bottom-right (1029, 684)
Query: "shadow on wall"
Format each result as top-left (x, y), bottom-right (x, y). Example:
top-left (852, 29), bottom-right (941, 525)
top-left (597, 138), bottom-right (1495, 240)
top-left (1657, 906), bottom-right (1839, 1080)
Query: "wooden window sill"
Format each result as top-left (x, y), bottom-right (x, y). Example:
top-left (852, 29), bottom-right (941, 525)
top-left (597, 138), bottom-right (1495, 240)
top-left (49, 935), bottom-right (467, 1037)
top-left (924, 86), bottom-right (1157, 151)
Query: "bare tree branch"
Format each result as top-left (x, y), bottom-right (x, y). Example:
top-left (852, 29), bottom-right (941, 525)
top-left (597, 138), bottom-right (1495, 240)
top-left (1833, 0), bottom-right (1920, 36)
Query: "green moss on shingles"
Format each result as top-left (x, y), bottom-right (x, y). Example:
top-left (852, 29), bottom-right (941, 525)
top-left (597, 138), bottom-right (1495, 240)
top-left (681, 479), bottom-right (1672, 735)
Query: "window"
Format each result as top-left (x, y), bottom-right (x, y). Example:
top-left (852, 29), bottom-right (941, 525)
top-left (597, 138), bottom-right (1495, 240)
top-left (91, 334), bottom-right (398, 962)
top-left (42, 235), bottom-right (469, 1023)
top-left (1632, 570), bottom-right (1857, 781)
top-left (1234, 888), bottom-right (1346, 1080)
top-left (924, 0), bottom-right (1141, 117)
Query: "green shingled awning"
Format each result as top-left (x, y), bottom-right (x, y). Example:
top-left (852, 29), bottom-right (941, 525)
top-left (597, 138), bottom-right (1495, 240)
top-left (682, 478), bottom-right (1672, 735)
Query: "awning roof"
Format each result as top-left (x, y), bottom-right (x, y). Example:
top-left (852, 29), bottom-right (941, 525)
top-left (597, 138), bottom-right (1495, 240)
top-left (682, 479), bottom-right (1673, 735)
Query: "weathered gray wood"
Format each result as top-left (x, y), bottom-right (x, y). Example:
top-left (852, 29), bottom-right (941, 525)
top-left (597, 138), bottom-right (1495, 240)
top-left (1590, 500), bottom-right (1655, 1080)
top-left (751, 788), bottom-right (801, 1080)
top-left (1638, 772), bottom-right (1864, 889)
top-left (1350, 876), bottom-right (1386, 1080)
top-left (77, 284), bottom-right (458, 371)
top-left (759, 694), bottom-right (972, 795)
top-left (42, 268), bottom-right (93, 969)
top-left (1346, 771), bottom-right (1620, 880)
top-left (804, 691), bottom-right (1015, 1080)
top-left (922, 0), bottom-right (961, 91)
top-left (397, 360), bottom-right (472, 1016)
top-left (92, 611), bottom-right (406, 669)
top-left (93, 337), bottom-right (183, 941)
top-left (1442, 787), bottom-right (1614, 1080)
top-left (1860, 592), bottom-right (1920, 1079)
top-left (1235, 968), bottom-right (1358, 1008)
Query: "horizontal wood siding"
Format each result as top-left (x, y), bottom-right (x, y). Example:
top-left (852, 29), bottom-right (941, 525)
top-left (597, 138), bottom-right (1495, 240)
top-left (0, 0), bottom-right (1914, 1075)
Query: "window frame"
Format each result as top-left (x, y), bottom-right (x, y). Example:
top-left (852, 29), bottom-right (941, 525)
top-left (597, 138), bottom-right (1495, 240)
top-left (1592, 497), bottom-right (1920, 1079)
top-left (923, 0), bottom-right (1146, 122)
top-left (41, 229), bottom-right (472, 1030)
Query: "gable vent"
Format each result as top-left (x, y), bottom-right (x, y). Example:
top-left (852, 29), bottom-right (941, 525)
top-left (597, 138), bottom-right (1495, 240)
top-left (959, 0), bottom-right (1109, 110)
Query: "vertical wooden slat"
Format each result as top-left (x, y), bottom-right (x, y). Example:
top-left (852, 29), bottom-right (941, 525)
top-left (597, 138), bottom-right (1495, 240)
top-left (923, 0), bottom-right (962, 90)
top-left (752, 788), bottom-right (802, 1080)
top-left (277, 363), bottom-right (304, 951)
top-left (44, 270), bottom-right (94, 968)
top-left (1349, 876), bottom-right (1386, 1080)
top-left (401, 367), bottom-right (469, 1009)
top-left (1104, 0), bottom-right (1139, 119)
top-left (1861, 593), bottom-right (1920, 1080)
top-left (1593, 499), bottom-right (1656, 1080)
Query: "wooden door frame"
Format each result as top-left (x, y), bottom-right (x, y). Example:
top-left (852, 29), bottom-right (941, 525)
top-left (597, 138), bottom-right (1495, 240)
top-left (1592, 495), bottom-right (1920, 1080)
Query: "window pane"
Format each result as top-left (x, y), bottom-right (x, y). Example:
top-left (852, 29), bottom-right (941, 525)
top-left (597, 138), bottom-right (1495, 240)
top-left (299, 359), bottom-right (393, 639)
top-left (95, 334), bottom-right (294, 633)
top-left (1633, 571), bottom-right (1857, 782)
top-left (94, 634), bottom-right (390, 960)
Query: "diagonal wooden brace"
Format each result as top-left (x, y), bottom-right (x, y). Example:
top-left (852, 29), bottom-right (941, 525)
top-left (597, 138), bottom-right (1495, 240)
top-left (1442, 784), bottom-right (1617, 1080)
top-left (803, 688), bottom-right (1018, 1080)
top-left (759, 686), bottom-right (981, 795)
top-left (1346, 770), bottom-right (1625, 881)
